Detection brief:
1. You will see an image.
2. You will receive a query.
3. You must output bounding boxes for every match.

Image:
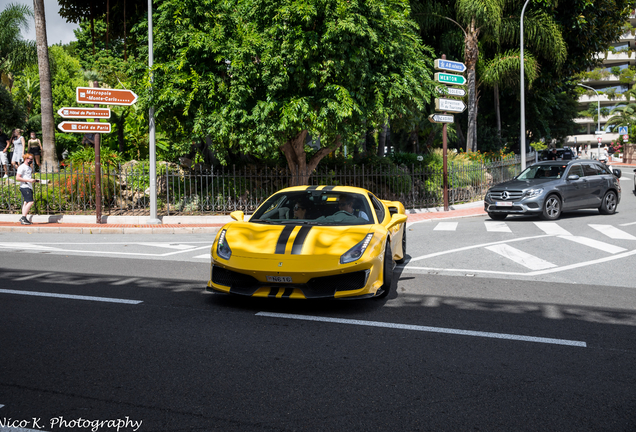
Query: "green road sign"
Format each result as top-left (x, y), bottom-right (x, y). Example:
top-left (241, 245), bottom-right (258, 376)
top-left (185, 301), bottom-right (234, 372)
top-left (434, 72), bottom-right (466, 86)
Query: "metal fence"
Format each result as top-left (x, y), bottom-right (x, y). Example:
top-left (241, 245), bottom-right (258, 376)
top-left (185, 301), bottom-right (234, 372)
top-left (0, 155), bottom-right (533, 216)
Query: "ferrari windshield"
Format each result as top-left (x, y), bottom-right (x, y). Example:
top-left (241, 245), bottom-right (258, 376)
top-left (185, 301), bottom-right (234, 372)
top-left (517, 164), bottom-right (567, 180)
top-left (250, 191), bottom-right (374, 226)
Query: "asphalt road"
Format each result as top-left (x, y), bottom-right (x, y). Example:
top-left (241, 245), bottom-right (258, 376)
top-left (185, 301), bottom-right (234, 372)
top-left (1, 172), bottom-right (635, 432)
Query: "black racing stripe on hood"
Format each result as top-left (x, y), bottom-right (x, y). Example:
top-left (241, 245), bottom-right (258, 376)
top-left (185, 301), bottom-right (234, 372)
top-left (275, 225), bottom-right (295, 254)
top-left (291, 226), bottom-right (312, 255)
top-left (322, 185), bottom-right (335, 191)
top-left (306, 186), bottom-right (318, 191)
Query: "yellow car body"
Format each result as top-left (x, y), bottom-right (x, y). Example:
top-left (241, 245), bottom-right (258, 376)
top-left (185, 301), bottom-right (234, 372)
top-left (207, 185), bottom-right (407, 299)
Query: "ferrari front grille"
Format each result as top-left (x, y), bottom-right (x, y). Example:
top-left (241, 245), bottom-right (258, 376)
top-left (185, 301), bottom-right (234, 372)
top-left (212, 265), bottom-right (258, 288)
top-left (307, 270), bottom-right (369, 292)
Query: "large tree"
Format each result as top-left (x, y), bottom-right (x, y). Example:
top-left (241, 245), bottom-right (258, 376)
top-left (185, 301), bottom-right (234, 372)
top-left (33, 0), bottom-right (58, 171)
top-left (149, 0), bottom-right (436, 184)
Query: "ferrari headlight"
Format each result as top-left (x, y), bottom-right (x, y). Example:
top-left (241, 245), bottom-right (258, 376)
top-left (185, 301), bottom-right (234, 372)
top-left (340, 234), bottom-right (373, 264)
top-left (216, 229), bottom-right (232, 260)
top-left (523, 188), bottom-right (544, 198)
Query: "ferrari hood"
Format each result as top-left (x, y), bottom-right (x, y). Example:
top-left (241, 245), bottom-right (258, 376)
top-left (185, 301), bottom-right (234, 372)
top-left (222, 222), bottom-right (374, 258)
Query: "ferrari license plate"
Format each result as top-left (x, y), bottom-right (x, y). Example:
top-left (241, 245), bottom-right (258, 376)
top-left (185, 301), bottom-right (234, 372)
top-left (267, 276), bottom-right (293, 283)
top-left (495, 201), bottom-right (513, 207)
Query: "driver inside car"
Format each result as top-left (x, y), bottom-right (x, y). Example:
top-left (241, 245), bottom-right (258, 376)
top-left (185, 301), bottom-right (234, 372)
top-left (338, 195), bottom-right (370, 221)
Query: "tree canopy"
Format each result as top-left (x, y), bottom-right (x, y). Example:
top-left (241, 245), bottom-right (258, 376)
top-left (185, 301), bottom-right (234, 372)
top-left (149, 0), bottom-right (437, 182)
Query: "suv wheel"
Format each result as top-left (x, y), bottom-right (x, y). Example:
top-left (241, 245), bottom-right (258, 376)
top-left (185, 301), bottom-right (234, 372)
top-left (599, 191), bottom-right (618, 215)
top-left (541, 195), bottom-right (562, 220)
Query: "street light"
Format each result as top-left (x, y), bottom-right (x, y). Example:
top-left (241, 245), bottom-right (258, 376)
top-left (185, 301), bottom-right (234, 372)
top-left (520, 0), bottom-right (531, 171)
top-left (577, 83), bottom-right (602, 160)
top-left (147, 0), bottom-right (160, 224)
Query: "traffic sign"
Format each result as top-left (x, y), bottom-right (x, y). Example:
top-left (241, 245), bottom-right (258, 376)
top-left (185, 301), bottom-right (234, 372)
top-left (597, 137), bottom-right (602, 143)
top-left (436, 87), bottom-right (466, 97)
top-left (435, 98), bottom-right (466, 113)
top-left (434, 72), bottom-right (466, 86)
top-left (57, 121), bottom-right (111, 133)
top-left (618, 126), bottom-right (628, 135)
top-left (434, 59), bottom-right (467, 73)
top-left (623, 134), bottom-right (629, 141)
top-left (428, 114), bottom-right (454, 124)
top-left (57, 107), bottom-right (111, 119)
top-left (76, 87), bottom-right (138, 106)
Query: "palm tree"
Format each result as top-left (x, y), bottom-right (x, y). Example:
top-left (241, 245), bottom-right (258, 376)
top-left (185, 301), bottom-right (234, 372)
top-left (0, 3), bottom-right (37, 91)
top-left (33, 0), bottom-right (58, 171)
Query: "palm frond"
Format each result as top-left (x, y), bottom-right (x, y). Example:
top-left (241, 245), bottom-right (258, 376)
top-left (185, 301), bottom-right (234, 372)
top-left (480, 49), bottom-right (539, 88)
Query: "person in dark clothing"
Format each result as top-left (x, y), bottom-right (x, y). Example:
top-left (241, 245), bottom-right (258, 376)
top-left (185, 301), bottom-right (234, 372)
top-left (562, 147), bottom-right (574, 160)
top-left (546, 148), bottom-right (558, 160)
top-left (0, 128), bottom-right (9, 178)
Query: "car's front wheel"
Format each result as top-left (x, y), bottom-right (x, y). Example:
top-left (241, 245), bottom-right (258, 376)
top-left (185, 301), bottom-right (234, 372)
top-left (599, 191), bottom-right (618, 215)
top-left (376, 242), bottom-right (393, 299)
top-left (488, 212), bottom-right (507, 221)
top-left (541, 195), bottom-right (562, 220)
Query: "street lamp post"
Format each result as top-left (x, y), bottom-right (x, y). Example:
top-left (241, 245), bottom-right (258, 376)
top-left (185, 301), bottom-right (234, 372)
top-left (578, 83), bottom-right (602, 160)
top-left (147, 0), bottom-right (160, 224)
top-left (520, 0), bottom-right (531, 171)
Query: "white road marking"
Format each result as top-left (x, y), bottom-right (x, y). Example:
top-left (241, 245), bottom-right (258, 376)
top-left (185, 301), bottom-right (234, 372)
top-left (256, 312), bottom-right (587, 347)
top-left (0, 243), bottom-right (59, 250)
top-left (0, 244), bottom-right (212, 258)
top-left (404, 248), bottom-right (636, 277)
top-left (485, 244), bottom-right (557, 270)
top-left (588, 224), bottom-right (636, 240)
top-left (534, 222), bottom-right (572, 236)
top-left (620, 221), bottom-right (636, 227)
top-left (193, 254), bottom-right (210, 259)
top-left (558, 235), bottom-right (627, 254)
top-left (110, 277), bottom-right (140, 285)
top-left (138, 243), bottom-right (198, 250)
top-left (405, 234), bottom-right (551, 263)
top-left (433, 222), bottom-right (458, 231)
top-left (485, 221), bottom-right (511, 232)
top-left (0, 289), bottom-right (142, 304)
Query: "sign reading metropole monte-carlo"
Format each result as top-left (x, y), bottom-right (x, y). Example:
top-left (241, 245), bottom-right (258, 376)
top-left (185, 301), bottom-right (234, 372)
top-left (76, 87), bottom-right (138, 106)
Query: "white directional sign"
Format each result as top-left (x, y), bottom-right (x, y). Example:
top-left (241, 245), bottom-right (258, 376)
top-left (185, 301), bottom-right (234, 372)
top-left (57, 107), bottom-right (111, 119)
top-left (434, 59), bottom-right (467, 73)
top-left (429, 114), bottom-right (454, 124)
top-left (437, 87), bottom-right (466, 97)
top-left (435, 98), bottom-right (466, 113)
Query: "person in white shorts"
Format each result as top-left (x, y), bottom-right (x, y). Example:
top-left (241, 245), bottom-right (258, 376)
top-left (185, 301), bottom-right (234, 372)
top-left (10, 128), bottom-right (26, 172)
top-left (16, 153), bottom-right (40, 225)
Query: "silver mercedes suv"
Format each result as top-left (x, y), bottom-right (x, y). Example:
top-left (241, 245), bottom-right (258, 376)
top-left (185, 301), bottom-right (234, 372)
top-left (484, 160), bottom-right (622, 220)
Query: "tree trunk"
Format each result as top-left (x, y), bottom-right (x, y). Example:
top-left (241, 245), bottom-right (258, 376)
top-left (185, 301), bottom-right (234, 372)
top-left (456, 120), bottom-right (466, 151)
top-left (465, 18), bottom-right (480, 152)
top-left (377, 124), bottom-right (388, 156)
top-left (409, 125), bottom-right (419, 153)
top-left (33, 0), bottom-right (58, 172)
top-left (281, 130), bottom-right (342, 186)
top-left (494, 84), bottom-right (501, 136)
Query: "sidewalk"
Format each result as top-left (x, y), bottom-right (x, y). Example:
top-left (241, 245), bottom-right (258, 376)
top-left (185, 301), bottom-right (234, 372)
top-left (0, 201), bottom-right (487, 234)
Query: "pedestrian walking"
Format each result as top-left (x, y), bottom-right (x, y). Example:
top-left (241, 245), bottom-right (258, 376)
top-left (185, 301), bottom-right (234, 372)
top-left (15, 153), bottom-right (40, 225)
top-left (27, 131), bottom-right (43, 170)
top-left (10, 128), bottom-right (26, 172)
top-left (0, 128), bottom-right (9, 178)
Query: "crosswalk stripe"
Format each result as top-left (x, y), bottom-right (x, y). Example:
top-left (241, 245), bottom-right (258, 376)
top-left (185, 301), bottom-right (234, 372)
top-left (485, 244), bottom-right (557, 270)
top-left (534, 222), bottom-right (572, 236)
top-left (434, 222), bottom-right (458, 231)
top-left (588, 224), bottom-right (636, 240)
top-left (484, 222), bottom-right (511, 233)
top-left (558, 235), bottom-right (627, 254)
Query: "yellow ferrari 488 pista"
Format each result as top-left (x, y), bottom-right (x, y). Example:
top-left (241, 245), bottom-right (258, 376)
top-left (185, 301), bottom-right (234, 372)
top-left (207, 186), bottom-right (407, 299)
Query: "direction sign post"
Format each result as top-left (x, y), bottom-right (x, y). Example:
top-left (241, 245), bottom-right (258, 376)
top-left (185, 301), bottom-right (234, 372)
top-left (434, 59), bottom-right (467, 73)
top-left (57, 122), bottom-right (112, 133)
top-left (429, 114), bottom-right (454, 124)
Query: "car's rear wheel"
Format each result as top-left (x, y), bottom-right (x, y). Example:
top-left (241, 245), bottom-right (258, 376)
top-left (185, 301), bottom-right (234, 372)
top-left (396, 226), bottom-right (407, 264)
top-left (599, 191), bottom-right (618, 215)
top-left (541, 195), bottom-right (562, 220)
top-left (488, 212), bottom-right (507, 221)
top-left (376, 242), bottom-right (393, 299)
